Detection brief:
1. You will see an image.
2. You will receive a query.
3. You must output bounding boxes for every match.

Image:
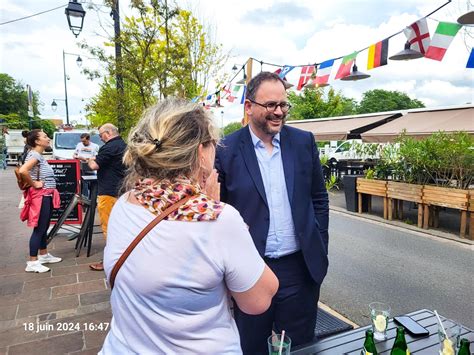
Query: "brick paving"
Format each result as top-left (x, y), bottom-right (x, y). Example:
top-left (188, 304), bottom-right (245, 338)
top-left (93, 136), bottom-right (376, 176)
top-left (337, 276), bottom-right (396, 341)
top-left (0, 168), bottom-right (111, 354)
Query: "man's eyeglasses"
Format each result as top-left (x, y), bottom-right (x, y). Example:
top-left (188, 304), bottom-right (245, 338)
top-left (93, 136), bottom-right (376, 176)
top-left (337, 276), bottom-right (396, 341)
top-left (98, 130), bottom-right (108, 138)
top-left (248, 99), bottom-right (292, 113)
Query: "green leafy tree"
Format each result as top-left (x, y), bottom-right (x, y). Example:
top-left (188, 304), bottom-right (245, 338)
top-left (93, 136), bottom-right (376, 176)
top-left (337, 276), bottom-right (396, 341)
top-left (81, 1), bottom-right (227, 136)
top-left (287, 87), bottom-right (357, 120)
top-left (357, 89), bottom-right (424, 114)
top-left (0, 73), bottom-right (43, 131)
top-left (222, 121), bottom-right (242, 136)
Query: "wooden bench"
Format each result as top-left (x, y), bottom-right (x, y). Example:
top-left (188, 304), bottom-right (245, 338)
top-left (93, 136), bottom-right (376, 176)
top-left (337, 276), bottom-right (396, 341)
top-left (422, 185), bottom-right (470, 238)
top-left (356, 178), bottom-right (388, 219)
top-left (387, 181), bottom-right (424, 228)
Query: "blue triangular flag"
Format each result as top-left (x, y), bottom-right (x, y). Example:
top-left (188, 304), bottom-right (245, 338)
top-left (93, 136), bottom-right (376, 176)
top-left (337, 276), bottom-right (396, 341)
top-left (467, 48), bottom-right (474, 68)
top-left (240, 86), bottom-right (247, 104)
top-left (278, 65), bottom-right (295, 79)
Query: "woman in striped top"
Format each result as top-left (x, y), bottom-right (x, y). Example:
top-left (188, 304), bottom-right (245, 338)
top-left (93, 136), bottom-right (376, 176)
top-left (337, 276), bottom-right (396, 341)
top-left (19, 129), bottom-right (62, 273)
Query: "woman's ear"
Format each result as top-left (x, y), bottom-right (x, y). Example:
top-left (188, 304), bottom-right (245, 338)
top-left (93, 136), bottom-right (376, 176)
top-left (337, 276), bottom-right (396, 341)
top-left (197, 143), bottom-right (204, 164)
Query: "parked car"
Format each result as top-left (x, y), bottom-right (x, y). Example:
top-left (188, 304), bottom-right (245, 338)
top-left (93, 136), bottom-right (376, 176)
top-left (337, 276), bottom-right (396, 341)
top-left (52, 131), bottom-right (103, 160)
top-left (320, 139), bottom-right (382, 164)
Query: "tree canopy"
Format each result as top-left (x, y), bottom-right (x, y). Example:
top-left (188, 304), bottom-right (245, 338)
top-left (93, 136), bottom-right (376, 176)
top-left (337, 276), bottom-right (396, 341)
top-left (357, 89), bottom-right (425, 114)
top-left (287, 87), bottom-right (357, 120)
top-left (0, 73), bottom-right (55, 137)
top-left (287, 87), bottom-right (425, 120)
top-left (82, 1), bottom-right (227, 135)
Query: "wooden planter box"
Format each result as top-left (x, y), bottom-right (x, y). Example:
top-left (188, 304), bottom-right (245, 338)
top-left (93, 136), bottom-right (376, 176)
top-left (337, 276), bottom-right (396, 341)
top-left (387, 181), bottom-right (424, 228)
top-left (356, 178), bottom-right (388, 219)
top-left (422, 185), bottom-right (470, 238)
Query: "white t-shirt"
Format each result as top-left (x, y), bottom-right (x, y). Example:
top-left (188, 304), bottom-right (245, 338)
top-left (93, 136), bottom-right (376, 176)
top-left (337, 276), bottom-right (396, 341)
top-left (100, 195), bottom-right (265, 354)
top-left (74, 142), bottom-right (99, 159)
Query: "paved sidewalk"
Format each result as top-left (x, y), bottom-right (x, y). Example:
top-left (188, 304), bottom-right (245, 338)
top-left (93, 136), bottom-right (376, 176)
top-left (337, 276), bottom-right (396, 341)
top-left (0, 168), bottom-right (110, 355)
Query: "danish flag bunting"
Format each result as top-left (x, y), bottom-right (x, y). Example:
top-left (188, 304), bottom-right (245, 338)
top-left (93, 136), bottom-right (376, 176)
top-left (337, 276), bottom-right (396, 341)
top-left (297, 65), bottom-right (315, 90)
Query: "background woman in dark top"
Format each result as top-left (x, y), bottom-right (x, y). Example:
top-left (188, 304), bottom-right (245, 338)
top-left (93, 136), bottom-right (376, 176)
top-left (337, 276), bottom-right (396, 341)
top-left (19, 129), bottom-right (62, 273)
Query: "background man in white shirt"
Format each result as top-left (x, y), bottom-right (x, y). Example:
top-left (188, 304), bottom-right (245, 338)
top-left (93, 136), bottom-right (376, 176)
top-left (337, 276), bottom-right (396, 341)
top-left (73, 133), bottom-right (99, 161)
top-left (74, 133), bottom-right (99, 198)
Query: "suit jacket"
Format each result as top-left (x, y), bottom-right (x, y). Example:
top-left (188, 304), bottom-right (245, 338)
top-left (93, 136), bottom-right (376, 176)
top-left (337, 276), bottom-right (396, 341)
top-left (215, 125), bottom-right (329, 285)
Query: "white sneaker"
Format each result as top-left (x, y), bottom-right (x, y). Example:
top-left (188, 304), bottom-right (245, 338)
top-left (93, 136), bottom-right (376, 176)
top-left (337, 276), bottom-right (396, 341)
top-left (38, 253), bottom-right (62, 264)
top-left (25, 260), bottom-right (50, 273)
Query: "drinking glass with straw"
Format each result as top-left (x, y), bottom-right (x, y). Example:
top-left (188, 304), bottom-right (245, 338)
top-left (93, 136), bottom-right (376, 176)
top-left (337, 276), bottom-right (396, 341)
top-left (268, 331), bottom-right (291, 355)
top-left (435, 310), bottom-right (458, 355)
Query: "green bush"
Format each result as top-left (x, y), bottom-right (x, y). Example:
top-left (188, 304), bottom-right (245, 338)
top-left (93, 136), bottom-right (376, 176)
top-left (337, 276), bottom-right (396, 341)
top-left (369, 131), bottom-right (473, 189)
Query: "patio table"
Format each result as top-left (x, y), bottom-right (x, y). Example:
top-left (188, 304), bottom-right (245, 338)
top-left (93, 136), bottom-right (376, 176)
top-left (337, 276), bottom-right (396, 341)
top-left (292, 309), bottom-right (473, 354)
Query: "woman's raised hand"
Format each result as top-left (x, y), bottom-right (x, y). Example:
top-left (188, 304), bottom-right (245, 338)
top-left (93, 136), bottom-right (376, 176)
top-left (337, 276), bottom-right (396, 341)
top-left (203, 169), bottom-right (220, 201)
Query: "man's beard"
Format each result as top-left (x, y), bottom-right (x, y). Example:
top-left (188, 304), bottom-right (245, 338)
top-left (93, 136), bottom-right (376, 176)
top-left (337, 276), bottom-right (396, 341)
top-left (256, 113), bottom-right (286, 136)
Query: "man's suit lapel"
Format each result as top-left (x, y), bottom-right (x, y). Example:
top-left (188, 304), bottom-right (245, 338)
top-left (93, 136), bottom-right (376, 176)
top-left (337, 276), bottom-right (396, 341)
top-left (239, 127), bottom-right (268, 207)
top-left (280, 126), bottom-right (295, 205)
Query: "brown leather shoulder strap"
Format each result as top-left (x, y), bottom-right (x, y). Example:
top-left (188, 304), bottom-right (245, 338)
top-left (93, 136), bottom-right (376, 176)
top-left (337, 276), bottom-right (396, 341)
top-left (109, 194), bottom-right (195, 290)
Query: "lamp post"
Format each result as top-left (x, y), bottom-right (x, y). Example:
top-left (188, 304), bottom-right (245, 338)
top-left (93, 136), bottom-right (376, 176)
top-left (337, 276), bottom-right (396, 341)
top-left (53, 51), bottom-right (83, 126)
top-left (65, 0), bottom-right (124, 132)
top-left (220, 110), bottom-right (224, 129)
top-left (65, 0), bottom-right (86, 38)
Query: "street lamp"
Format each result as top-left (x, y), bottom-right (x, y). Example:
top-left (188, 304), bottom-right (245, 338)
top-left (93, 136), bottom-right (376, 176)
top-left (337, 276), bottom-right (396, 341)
top-left (65, 0), bottom-right (86, 38)
top-left (220, 111), bottom-right (224, 128)
top-left (64, 0), bottom-right (124, 132)
top-left (51, 98), bottom-right (65, 112)
top-left (55, 50), bottom-right (82, 125)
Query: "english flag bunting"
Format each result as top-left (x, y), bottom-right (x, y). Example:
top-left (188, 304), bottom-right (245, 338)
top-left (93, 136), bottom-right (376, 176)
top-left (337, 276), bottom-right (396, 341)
top-left (425, 22), bottom-right (462, 61)
top-left (335, 52), bottom-right (357, 80)
top-left (297, 66), bottom-right (315, 90)
top-left (313, 59), bottom-right (334, 86)
top-left (404, 18), bottom-right (431, 54)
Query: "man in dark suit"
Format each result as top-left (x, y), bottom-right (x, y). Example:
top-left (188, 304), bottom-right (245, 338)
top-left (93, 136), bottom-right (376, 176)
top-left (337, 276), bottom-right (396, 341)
top-left (215, 71), bottom-right (329, 354)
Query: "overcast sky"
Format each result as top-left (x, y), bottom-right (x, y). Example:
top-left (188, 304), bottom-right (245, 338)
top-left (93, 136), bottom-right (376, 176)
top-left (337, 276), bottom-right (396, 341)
top-left (1, 0), bottom-right (473, 127)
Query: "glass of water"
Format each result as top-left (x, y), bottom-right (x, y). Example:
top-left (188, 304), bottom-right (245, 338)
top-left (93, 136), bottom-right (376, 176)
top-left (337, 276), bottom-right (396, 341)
top-left (369, 302), bottom-right (391, 341)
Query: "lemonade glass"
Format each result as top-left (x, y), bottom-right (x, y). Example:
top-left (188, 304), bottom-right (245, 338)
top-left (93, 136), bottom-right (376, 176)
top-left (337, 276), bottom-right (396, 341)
top-left (369, 302), bottom-right (391, 340)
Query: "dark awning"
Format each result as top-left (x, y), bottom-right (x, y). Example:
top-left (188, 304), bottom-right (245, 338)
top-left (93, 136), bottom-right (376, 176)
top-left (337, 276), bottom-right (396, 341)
top-left (286, 113), bottom-right (400, 141)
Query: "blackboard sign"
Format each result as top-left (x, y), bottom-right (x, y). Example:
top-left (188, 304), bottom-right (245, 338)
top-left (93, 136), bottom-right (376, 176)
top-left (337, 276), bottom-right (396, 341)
top-left (48, 159), bottom-right (82, 225)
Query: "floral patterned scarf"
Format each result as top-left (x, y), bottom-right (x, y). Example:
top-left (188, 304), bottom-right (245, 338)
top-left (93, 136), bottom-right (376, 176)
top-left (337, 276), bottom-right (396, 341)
top-left (133, 177), bottom-right (224, 221)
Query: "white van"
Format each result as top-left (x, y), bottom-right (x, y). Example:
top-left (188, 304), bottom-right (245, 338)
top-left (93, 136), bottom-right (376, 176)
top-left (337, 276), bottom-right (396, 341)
top-left (52, 131), bottom-right (103, 160)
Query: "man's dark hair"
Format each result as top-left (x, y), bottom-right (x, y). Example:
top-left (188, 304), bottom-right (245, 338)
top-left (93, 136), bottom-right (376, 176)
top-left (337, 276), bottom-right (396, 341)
top-left (80, 133), bottom-right (90, 140)
top-left (246, 71), bottom-right (285, 101)
top-left (21, 130), bottom-right (29, 138)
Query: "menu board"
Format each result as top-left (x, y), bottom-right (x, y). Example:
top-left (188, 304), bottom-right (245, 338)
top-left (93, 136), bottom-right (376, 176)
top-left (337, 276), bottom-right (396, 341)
top-left (48, 159), bottom-right (82, 225)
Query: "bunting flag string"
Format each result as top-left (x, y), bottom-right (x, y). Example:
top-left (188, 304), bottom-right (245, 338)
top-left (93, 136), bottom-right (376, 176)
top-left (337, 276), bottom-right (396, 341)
top-left (203, 0), bottom-right (469, 109)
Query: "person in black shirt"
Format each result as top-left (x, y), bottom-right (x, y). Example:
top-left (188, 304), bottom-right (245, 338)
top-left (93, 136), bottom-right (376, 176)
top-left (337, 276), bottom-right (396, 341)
top-left (87, 123), bottom-right (127, 271)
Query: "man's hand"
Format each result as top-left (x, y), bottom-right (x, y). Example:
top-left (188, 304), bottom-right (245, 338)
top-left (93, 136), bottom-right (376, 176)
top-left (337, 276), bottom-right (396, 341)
top-left (87, 157), bottom-right (99, 171)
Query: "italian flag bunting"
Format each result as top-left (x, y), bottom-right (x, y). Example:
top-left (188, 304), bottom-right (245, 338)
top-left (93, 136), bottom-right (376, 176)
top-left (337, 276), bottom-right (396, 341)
top-left (335, 52), bottom-right (357, 79)
top-left (425, 22), bottom-right (462, 61)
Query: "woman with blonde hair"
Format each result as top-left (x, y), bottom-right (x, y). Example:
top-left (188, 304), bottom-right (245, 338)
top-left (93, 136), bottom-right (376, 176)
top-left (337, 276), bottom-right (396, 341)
top-left (100, 98), bottom-right (278, 354)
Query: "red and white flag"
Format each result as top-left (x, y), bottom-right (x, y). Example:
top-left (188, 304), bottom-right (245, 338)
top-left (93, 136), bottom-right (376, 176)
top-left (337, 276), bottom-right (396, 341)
top-left (404, 18), bottom-right (431, 55)
top-left (297, 66), bottom-right (315, 90)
